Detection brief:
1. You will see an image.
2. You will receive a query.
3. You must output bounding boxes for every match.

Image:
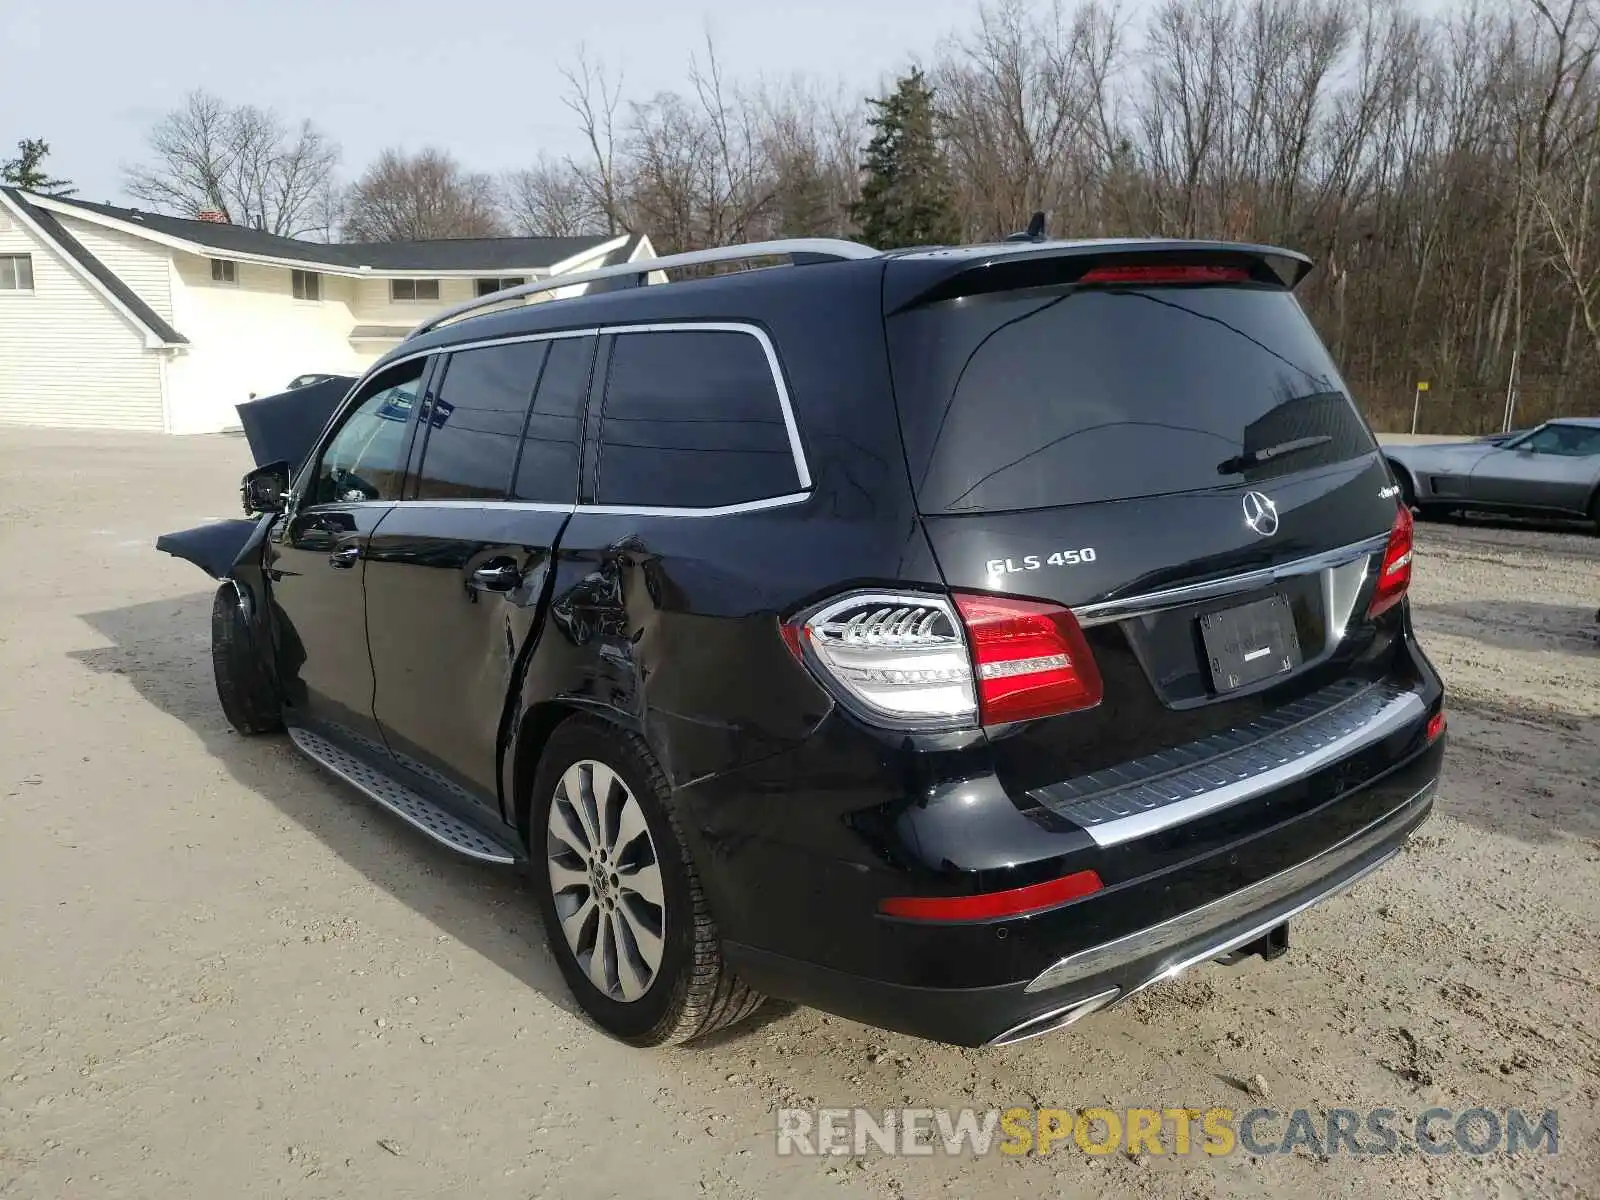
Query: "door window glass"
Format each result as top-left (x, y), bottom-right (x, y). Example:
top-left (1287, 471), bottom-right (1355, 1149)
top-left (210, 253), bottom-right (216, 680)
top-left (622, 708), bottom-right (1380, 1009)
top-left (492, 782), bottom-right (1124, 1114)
top-left (309, 361), bottom-right (424, 505)
top-left (414, 341), bottom-right (547, 500)
top-left (512, 335), bottom-right (593, 504)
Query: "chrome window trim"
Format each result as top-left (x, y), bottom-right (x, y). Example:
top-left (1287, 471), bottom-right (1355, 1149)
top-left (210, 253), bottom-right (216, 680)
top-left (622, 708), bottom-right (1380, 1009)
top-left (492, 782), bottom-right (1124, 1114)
top-left (321, 323), bottom-right (815, 520)
top-left (1071, 532), bottom-right (1391, 628)
top-left (379, 327), bottom-right (602, 373)
top-left (601, 322), bottom-right (812, 492)
top-left (386, 491), bottom-right (812, 519)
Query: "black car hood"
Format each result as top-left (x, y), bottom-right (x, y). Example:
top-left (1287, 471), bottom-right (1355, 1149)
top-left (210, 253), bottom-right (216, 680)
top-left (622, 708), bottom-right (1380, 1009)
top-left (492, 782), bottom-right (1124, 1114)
top-left (236, 375), bottom-right (356, 474)
top-left (157, 376), bottom-right (354, 580)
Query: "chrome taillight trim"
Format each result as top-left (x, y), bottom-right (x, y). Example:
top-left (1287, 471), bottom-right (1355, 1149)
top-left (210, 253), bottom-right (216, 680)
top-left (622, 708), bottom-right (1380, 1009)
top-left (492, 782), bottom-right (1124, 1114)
top-left (790, 590), bottom-right (980, 729)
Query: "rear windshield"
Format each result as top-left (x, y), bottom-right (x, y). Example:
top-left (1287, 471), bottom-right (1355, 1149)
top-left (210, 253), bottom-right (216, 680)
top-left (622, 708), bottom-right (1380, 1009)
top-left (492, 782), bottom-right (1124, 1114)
top-left (887, 284), bottom-right (1377, 513)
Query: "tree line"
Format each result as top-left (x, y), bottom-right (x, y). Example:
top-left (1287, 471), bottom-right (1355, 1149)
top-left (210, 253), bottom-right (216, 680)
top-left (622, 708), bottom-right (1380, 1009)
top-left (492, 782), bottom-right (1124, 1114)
top-left (13, 0), bottom-right (1600, 432)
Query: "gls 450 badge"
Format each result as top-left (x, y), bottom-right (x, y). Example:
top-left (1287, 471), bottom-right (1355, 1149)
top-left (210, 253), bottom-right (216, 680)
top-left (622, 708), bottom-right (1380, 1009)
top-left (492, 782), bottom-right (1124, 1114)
top-left (986, 547), bottom-right (1098, 576)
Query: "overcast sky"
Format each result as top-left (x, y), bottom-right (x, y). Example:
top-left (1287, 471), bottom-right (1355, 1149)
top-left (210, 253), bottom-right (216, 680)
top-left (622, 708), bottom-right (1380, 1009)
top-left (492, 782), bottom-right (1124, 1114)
top-left (2, 0), bottom-right (990, 206)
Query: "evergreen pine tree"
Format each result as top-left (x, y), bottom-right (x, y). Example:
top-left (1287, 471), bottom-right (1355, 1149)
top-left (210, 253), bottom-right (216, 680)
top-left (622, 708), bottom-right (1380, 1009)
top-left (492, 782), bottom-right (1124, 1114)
top-left (1, 139), bottom-right (75, 196)
top-left (851, 69), bottom-right (959, 249)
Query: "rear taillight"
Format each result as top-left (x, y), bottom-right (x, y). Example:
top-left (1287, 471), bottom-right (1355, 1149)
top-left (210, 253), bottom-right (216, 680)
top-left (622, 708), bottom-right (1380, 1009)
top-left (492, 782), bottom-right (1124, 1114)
top-left (1078, 264), bottom-right (1251, 285)
top-left (785, 590), bottom-right (1102, 728)
top-left (786, 593), bottom-right (975, 725)
top-left (1368, 504), bottom-right (1414, 618)
top-left (952, 593), bottom-right (1103, 724)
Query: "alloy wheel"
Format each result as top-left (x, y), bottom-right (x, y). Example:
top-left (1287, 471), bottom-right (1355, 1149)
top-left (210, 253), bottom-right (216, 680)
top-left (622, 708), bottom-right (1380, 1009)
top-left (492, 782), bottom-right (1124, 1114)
top-left (545, 759), bottom-right (666, 1002)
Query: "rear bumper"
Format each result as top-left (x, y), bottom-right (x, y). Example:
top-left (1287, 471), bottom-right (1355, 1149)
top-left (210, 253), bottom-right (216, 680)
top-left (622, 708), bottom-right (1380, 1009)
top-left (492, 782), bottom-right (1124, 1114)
top-left (725, 773), bottom-right (1436, 1046)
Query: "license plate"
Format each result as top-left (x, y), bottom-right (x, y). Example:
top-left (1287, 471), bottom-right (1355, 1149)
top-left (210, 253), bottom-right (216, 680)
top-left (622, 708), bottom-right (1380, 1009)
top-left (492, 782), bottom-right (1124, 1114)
top-left (1198, 594), bottom-right (1302, 693)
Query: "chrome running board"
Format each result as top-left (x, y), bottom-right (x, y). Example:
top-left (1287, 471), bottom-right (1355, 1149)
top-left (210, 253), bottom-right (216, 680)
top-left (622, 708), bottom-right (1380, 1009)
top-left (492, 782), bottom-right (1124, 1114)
top-left (287, 726), bottom-right (521, 865)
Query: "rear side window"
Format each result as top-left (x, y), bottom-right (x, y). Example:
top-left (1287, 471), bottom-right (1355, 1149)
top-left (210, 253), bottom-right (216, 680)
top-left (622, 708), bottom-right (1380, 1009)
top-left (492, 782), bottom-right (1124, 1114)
top-left (888, 285), bottom-right (1378, 513)
top-left (512, 335), bottom-right (592, 504)
top-left (414, 341), bottom-right (547, 500)
top-left (596, 329), bottom-right (800, 509)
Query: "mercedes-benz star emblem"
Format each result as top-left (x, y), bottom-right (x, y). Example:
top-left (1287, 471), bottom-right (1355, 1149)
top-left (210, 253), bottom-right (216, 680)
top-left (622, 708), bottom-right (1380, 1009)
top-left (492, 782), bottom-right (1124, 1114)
top-left (1242, 490), bottom-right (1279, 537)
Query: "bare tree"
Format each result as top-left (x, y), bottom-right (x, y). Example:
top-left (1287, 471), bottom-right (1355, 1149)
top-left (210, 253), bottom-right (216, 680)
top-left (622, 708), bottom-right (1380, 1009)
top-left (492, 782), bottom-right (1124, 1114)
top-left (503, 156), bottom-right (604, 236)
top-left (561, 48), bottom-right (628, 234)
top-left (343, 148), bottom-right (505, 241)
top-left (124, 91), bottom-right (338, 236)
top-left (507, 0), bottom-right (1600, 432)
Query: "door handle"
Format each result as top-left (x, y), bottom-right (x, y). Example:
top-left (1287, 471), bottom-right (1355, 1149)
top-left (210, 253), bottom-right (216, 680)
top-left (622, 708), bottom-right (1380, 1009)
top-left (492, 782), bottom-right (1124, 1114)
top-left (470, 562), bottom-right (522, 592)
top-left (329, 544), bottom-right (361, 568)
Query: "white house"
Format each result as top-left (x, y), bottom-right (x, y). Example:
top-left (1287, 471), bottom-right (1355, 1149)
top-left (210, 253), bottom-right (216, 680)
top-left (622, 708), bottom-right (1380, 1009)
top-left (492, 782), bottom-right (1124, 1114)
top-left (0, 187), bottom-right (653, 433)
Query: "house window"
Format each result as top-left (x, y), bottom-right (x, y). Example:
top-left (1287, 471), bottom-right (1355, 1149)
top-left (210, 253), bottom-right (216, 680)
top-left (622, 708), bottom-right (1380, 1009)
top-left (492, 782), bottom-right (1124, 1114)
top-left (292, 270), bottom-right (321, 301)
top-left (211, 259), bottom-right (237, 284)
top-left (475, 276), bottom-right (527, 297)
top-left (391, 279), bottom-right (441, 302)
top-left (0, 254), bottom-right (34, 292)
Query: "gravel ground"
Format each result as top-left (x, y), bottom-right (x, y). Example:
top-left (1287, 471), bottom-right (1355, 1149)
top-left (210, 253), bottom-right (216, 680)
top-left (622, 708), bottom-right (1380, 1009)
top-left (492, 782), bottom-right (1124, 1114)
top-left (1, 427), bottom-right (1597, 1199)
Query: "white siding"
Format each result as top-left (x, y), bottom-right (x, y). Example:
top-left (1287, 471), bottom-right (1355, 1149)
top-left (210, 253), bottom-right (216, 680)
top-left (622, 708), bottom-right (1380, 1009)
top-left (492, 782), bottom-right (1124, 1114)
top-left (351, 277), bottom-right (481, 328)
top-left (164, 253), bottom-right (369, 434)
top-left (57, 215), bottom-right (174, 321)
top-left (0, 212), bottom-right (164, 431)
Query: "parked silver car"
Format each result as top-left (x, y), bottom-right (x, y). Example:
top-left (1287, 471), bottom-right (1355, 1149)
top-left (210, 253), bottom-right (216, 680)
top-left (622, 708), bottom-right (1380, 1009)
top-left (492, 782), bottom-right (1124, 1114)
top-left (1384, 417), bottom-right (1600, 529)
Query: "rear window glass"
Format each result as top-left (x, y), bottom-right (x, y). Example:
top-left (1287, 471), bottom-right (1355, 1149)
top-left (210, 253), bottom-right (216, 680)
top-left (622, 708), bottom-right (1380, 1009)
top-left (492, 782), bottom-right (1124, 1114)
top-left (888, 285), bottom-right (1377, 513)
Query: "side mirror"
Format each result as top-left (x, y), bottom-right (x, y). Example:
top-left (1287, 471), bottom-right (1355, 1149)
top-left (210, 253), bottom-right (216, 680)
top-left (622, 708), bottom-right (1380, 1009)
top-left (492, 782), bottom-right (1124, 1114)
top-left (241, 461), bottom-right (292, 514)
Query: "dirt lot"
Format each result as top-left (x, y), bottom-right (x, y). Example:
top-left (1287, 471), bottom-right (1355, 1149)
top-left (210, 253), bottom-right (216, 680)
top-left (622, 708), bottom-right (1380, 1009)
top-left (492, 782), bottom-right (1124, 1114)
top-left (2, 426), bottom-right (1598, 1199)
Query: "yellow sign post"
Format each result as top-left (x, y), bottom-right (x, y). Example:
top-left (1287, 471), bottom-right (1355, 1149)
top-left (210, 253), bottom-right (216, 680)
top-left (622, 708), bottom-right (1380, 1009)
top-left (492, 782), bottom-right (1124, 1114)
top-left (1411, 381), bottom-right (1430, 434)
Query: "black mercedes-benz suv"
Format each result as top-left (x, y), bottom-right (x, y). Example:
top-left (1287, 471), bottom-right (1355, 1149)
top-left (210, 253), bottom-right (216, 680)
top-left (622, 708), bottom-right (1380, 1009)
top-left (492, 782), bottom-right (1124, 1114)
top-left (160, 235), bottom-right (1445, 1048)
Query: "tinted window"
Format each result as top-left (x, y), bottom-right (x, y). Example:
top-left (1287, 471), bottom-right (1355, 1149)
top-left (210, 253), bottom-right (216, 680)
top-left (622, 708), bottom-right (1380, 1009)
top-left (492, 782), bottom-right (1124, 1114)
top-left (512, 335), bottom-right (592, 503)
top-left (415, 341), bottom-right (546, 500)
top-left (596, 330), bottom-right (799, 508)
top-left (311, 361), bottom-right (423, 505)
top-left (888, 285), bottom-right (1378, 513)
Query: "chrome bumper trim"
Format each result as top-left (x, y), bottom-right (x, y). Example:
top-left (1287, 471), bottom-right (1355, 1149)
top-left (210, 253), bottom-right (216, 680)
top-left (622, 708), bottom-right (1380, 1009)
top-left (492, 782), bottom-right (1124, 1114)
top-left (1032, 681), bottom-right (1426, 847)
top-left (1071, 532), bottom-right (1389, 628)
top-left (1023, 779), bottom-right (1435, 995)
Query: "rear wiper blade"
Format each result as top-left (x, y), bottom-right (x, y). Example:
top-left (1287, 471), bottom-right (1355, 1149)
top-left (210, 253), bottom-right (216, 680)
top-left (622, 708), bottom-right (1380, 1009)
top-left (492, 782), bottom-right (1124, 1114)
top-left (1217, 434), bottom-right (1333, 475)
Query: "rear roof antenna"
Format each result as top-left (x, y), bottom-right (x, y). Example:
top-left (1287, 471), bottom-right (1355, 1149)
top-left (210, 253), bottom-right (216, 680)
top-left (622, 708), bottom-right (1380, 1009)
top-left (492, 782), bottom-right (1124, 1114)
top-left (1005, 211), bottom-right (1048, 242)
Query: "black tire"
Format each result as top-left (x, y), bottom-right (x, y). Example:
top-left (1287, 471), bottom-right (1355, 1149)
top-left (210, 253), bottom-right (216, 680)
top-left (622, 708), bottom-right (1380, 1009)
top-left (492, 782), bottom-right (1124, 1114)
top-left (210, 583), bottom-right (282, 735)
top-left (527, 718), bottom-right (764, 1046)
top-left (1388, 461), bottom-right (1417, 510)
top-left (1589, 490), bottom-right (1600, 535)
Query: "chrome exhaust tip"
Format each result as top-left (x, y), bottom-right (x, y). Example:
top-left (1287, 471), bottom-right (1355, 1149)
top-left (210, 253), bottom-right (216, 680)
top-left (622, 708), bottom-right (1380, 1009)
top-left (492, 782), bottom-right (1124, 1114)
top-left (985, 987), bottom-right (1120, 1047)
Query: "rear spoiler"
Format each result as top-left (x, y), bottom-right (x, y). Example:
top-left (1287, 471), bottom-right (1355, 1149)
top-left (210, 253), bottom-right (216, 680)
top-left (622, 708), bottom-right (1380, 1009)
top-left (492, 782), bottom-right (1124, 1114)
top-left (881, 239), bottom-right (1314, 314)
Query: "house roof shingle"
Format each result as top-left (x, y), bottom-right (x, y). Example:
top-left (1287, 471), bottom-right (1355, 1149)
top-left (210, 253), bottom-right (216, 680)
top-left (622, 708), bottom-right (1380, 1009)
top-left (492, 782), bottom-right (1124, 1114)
top-left (1, 186), bottom-right (188, 345)
top-left (31, 195), bottom-right (615, 272)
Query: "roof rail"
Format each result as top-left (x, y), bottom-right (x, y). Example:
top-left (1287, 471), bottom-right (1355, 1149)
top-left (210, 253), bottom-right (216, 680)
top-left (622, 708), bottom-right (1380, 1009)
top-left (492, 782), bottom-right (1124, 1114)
top-left (407, 237), bottom-right (881, 339)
